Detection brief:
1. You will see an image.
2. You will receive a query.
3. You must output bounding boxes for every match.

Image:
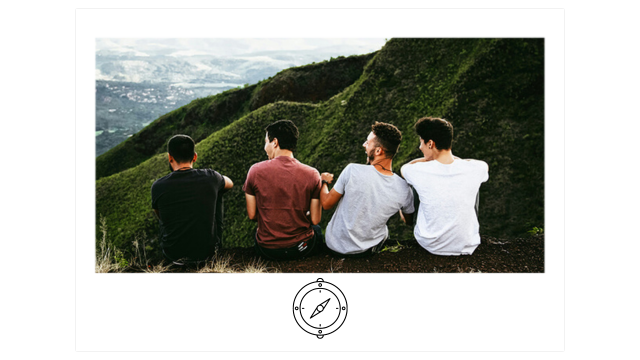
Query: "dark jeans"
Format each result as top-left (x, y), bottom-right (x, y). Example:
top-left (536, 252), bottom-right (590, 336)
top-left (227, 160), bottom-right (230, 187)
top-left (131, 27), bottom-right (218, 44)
top-left (254, 225), bottom-right (324, 261)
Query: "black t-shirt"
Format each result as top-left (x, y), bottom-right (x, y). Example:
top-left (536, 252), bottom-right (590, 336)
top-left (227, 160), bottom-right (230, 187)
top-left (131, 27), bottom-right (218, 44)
top-left (151, 168), bottom-right (226, 262)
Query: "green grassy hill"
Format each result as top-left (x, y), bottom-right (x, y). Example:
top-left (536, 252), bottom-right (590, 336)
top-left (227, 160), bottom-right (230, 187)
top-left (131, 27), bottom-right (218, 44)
top-left (95, 53), bottom-right (374, 179)
top-left (96, 38), bottom-right (544, 254)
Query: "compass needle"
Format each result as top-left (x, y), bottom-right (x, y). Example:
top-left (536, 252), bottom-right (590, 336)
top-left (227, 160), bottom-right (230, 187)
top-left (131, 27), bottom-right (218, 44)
top-left (309, 298), bottom-right (331, 319)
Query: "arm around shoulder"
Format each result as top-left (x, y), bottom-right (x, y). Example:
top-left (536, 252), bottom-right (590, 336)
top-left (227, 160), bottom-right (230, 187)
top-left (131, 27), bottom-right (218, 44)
top-left (400, 162), bottom-right (416, 180)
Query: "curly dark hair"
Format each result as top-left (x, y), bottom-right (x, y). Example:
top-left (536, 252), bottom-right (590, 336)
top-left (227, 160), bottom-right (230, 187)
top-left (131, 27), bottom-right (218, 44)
top-left (371, 121), bottom-right (402, 159)
top-left (266, 120), bottom-right (299, 152)
top-left (414, 117), bottom-right (453, 150)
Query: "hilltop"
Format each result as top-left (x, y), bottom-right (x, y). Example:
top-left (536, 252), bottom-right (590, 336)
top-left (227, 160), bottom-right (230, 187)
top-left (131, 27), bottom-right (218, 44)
top-left (96, 38), bottom-right (544, 260)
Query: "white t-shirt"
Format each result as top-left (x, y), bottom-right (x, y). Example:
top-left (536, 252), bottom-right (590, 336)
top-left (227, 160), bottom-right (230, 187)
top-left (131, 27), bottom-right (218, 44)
top-left (401, 159), bottom-right (489, 255)
top-left (326, 164), bottom-right (415, 254)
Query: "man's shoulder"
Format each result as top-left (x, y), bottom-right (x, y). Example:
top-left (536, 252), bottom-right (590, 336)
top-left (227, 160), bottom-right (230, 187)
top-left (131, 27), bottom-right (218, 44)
top-left (295, 160), bottom-right (320, 176)
top-left (346, 163), bottom-right (366, 170)
top-left (153, 169), bottom-right (221, 185)
top-left (278, 157), bottom-right (320, 176)
top-left (470, 159), bottom-right (488, 168)
top-left (199, 168), bottom-right (223, 176)
top-left (340, 163), bottom-right (364, 174)
top-left (457, 158), bottom-right (489, 171)
top-left (249, 159), bottom-right (270, 170)
top-left (152, 172), bottom-right (173, 188)
top-left (400, 160), bottom-right (430, 174)
top-left (345, 163), bottom-right (396, 178)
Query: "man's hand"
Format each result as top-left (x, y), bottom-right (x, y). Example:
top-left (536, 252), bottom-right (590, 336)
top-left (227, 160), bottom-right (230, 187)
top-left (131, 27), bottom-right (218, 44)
top-left (320, 172), bottom-right (342, 210)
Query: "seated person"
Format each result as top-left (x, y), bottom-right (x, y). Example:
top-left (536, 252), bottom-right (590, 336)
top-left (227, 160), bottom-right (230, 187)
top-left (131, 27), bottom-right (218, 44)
top-left (320, 122), bottom-right (414, 257)
top-left (401, 117), bottom-right (489, 255)
top-left (243, 120), bottom-right (323, 261)
top-left (151, 134), bottom-right (233, 264)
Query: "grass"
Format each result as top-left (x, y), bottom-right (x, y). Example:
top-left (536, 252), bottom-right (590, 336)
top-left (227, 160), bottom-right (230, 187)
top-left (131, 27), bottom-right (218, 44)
top-left (95, 216), bottom-right (280, 273)
top-left (97, 38), bottom-right (545, 255)
top-left (380, 241), bottom-right (406, 253)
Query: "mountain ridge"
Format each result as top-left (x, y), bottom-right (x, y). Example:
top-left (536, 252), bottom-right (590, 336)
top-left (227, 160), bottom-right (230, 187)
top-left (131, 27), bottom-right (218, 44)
top-left (96, 38), bottom-right (544, 255)
top-left (96, 53), bottom-right (375, 179)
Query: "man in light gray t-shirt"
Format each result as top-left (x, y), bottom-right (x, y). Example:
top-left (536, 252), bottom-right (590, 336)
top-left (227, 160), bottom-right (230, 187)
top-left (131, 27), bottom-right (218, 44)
top-left (320, 122), bottom-right (414, 255)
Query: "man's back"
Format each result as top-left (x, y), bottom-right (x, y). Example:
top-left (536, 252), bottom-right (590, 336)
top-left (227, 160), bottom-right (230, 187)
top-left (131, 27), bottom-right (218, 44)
top-left (243, 156), bottom-right (321, 249)
top-left (151, 168), bottom-right (226, 261)
top-left (325, 164), bottom-right (414, 254)
top-left (401, 159), bottom-right (489, 255)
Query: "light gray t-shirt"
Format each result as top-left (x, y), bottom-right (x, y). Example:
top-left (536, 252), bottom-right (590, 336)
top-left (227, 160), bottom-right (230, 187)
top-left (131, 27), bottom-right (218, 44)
top-left (325, 164), bottom-right (415, 254)
top-left (401, 159), bottom-right (489, 255)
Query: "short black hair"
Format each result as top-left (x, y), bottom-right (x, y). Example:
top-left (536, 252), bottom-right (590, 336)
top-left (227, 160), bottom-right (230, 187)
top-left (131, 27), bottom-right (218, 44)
top-left (414, 117), bottom-right (453, 150)
top-left (167, 134), bottom-right (195, 163)
top-left (371, 122), bottom-right (402, 159)
top-left (265, 120), bottom-right (299, 152)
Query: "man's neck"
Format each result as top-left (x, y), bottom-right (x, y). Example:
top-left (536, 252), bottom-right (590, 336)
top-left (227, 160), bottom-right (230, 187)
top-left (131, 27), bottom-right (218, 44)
top-left (173, 162), bottom-right (193, 170)
top-left (433, 149), bottom-right (455, 164)
top-left (272, 149), bottom-right (294, 159)
top-left (370, 156), bottom-right (393, 175)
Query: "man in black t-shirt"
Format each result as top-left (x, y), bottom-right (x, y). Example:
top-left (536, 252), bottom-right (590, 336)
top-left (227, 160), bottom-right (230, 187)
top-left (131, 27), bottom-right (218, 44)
top-left (151, 135), bottom-right (233, 264)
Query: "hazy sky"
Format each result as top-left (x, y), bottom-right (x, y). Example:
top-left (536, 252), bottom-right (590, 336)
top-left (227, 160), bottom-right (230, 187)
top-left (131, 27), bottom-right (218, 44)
top-left (96, 38), bottom-right (387, 57)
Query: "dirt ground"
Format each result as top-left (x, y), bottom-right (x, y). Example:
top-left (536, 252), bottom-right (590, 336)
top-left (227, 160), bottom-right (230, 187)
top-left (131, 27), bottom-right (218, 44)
top-left (184, 235), bottom-right (544, 273)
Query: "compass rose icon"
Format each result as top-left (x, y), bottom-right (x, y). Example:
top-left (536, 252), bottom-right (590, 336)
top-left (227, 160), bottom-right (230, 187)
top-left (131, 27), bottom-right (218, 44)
top-left (293, 278), bottom-right (348, 339)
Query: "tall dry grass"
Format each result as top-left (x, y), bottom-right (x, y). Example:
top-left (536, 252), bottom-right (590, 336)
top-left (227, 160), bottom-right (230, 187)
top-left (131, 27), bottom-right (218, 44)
top-left (95, 217), bottom-right (280, 273)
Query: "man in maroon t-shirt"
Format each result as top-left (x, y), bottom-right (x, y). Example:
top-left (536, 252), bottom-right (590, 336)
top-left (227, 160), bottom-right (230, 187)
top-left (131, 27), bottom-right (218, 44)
top-left (243, 120), bottom-right (323, 261)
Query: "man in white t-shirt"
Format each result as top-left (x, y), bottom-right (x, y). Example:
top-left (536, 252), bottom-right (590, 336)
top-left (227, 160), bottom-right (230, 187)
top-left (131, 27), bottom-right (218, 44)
top-left (320, 122), bottom-right (415, 257)
top-left (401, 117), bottom-right (489, 255)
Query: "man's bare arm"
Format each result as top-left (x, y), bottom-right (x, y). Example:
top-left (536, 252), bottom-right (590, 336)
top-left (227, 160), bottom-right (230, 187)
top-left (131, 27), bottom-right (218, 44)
top-left (245, 193), bottom-right (257, 221)
top-left (310, 198), bottom-right (322, 225)
top-left (399, 210), bottom-right (414, 226)
top-left (223, 176), bottom-right (234, 190)
top-left (320, 172), bottom-right (343, 210)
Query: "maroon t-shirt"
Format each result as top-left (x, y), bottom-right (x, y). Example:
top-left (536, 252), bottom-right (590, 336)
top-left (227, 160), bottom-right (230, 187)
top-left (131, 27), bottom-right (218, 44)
top-left (243, 156), bottom-right (322, 249)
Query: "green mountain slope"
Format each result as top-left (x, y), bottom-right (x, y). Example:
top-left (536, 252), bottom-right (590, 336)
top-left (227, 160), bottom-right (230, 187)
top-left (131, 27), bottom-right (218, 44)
top-left (95, 53), bottom-right (375, 179)
top-left (96, 38), bottom-right (544, 253)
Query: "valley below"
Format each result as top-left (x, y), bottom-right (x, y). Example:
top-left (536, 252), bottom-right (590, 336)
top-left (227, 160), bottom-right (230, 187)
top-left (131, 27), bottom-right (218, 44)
top-left (95, 80), bottom-right (235, 156)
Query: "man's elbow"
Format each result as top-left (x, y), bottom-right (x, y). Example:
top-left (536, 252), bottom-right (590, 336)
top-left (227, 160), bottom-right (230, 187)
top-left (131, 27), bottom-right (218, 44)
top-left (321, 199), bottom-right (334, 211)
top-left (224, 177), bottom-right (234, 190)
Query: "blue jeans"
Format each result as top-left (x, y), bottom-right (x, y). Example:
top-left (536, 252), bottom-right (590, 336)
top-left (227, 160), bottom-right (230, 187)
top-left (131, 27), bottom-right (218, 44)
top-left (254, 225), bottom-right (324, 261)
